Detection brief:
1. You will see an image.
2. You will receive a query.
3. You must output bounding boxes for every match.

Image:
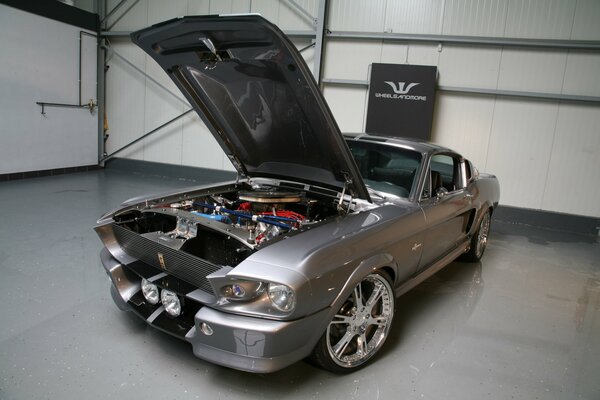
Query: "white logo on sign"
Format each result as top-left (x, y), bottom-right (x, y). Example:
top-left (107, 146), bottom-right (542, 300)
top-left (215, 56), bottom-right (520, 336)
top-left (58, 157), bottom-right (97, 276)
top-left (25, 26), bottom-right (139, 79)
top-left (384, 81), bottom-right (420, 94)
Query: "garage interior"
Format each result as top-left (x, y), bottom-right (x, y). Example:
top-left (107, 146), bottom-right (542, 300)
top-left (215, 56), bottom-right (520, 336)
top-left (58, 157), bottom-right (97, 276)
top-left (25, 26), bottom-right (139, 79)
top-left (0, 1), bottom-right (599, 399)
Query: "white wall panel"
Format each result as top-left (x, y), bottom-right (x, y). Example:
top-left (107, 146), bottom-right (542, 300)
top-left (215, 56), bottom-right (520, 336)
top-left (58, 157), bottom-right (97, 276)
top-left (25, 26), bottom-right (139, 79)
top-left (80, 33), bottom-right (97, 105)
top-left (141, 56), bottom-right (186, 164)
top-left (252, 1), bottom-right (317, 32)
top-left (442, 0), bottom-right (508, 37)
top-left (497, 49), bottom-right (567, 93)
top-left (384, 0), bottom-right (444, 34)
top-left (187, 0), bottom-right (210, 15)
top-left (542, 103), bottom-right (600, 217)
top-left (323, 40), bottom-right (382, 80)
top-left (323, 86), bottom-right (367, 133)
top-left (278, 0), bottom-right (318, 31)
top-left (208, 0), bottom-right (250, 14)
top-left (147, 0), bottom-right (188, 25)
top-left (562, 51), bottom-right (600, 97)
top-left (0, 5), bottom-right (98, 174)
top-left (105, 41), bottom-right (147, 160)
top-left (250, 0), bottom-right (280, 24)
top-left (504, 0), bottom-right (576, 39)
top-left (221, 155), bottom-right (236, 171)
top-left (181, 113), bottom-right (224, 170)
top-left (406, 44), bottom-right (440, 66)
top-left (380, 42), bottom-right (409, 64)
top-left (141, 117), bottom-right (184, 164)
top-left (485, 99), bottom-right (559, 209)
top-left (571, 0), bottom-right (600, 40)
top-left (328, 0), bottom-right (386, 32)
top-left (438, 45), bottom-right (502, 89)
top-left (430, 93), bottom-right (495, 170)
top-left (292, 38), bottom-right (315, 73)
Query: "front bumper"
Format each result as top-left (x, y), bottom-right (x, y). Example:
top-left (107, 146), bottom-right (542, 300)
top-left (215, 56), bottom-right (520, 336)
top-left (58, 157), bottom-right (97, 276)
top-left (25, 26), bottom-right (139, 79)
top-left (101, 248), bottom-right (330, 373)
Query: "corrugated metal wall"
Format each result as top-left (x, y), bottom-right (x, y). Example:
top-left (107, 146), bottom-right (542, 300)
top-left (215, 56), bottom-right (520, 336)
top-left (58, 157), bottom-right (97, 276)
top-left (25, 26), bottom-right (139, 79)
top-left (104, 0), bottom-right (600, 218)
top-left (323, 0), bottom-right (600, 218)
top-left (104, 0), bottom-right (317, 172)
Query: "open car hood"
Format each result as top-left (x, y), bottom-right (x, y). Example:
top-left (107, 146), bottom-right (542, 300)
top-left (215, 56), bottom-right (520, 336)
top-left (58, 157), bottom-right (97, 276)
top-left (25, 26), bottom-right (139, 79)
top-left (132, 15), bottom-right (369, 201)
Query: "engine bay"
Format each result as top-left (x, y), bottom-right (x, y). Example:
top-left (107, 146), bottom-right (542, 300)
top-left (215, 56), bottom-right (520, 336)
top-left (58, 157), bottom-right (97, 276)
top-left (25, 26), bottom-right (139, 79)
top-left (110, 181), bottom-right (348, 268)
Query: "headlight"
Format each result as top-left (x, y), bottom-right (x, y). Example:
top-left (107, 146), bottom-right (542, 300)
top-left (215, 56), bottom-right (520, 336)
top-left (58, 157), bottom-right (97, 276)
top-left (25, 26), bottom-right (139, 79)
top-left (268, 283), bottom-right (296, 312)
top-left (161, 289), bottom-right (181, 317)
top-left (141, 278), bottom-right (159, 305)
top-left (220, 280), bottom-right (264, 301)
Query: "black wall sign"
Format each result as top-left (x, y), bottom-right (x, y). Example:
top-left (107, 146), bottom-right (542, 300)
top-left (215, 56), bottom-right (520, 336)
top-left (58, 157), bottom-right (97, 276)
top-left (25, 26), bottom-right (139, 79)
top-left (0, 0), bottom-right (99, 31)
top-left (365, 63), bottom-right (437, 141)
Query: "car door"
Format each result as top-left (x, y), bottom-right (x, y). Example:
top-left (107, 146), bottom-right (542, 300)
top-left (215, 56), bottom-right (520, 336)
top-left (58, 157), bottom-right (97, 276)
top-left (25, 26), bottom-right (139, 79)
top-left (417, 153), bottom-right (472, 271)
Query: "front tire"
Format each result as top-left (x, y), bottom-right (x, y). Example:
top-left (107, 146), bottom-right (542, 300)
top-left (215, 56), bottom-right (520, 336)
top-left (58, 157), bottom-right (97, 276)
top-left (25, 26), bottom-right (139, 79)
top-left (310, 271), bottom-right (395, 373)
top-left (461, 210), bottom-right (491, 262)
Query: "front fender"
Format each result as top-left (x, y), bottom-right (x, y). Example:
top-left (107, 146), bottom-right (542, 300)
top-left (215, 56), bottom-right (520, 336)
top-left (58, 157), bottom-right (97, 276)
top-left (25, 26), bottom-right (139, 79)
top-left (329, 253), bottom-right (398, 312)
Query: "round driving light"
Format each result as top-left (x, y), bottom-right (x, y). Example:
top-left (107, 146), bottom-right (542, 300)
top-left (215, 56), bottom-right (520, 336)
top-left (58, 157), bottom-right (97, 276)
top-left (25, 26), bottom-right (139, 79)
top-left (267, 283), bottom-right (296, 312)
top-left (200, 322), bottom-right (213, 336)
top-left (161, 289), bottom-right (181, 317)
top-left (141, 278), bottom-right (159, 305)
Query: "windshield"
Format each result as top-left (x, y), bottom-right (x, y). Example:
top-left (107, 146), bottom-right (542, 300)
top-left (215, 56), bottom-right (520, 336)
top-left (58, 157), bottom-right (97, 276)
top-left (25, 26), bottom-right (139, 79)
top-left (346, 140), bottom-right (422, 198)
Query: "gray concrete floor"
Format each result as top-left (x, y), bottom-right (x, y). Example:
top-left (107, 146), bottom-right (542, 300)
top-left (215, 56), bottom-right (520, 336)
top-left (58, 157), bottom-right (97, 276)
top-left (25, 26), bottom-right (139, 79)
top-left (0, 169), bottom-right (598, 400)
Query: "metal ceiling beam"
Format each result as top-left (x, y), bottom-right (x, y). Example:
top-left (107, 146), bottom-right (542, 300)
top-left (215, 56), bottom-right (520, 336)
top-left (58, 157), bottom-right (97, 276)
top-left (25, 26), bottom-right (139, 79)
top-left (327, 31), bottom-right (600, 50)
top-left (100, 0), bottom-right (128, 24)
top-left (313, 0), bottom-right (327, 84)
top-left (439, 86), bottom-right (600, 103)
top-left (284, 0), bottom-right (316, 26)
top-left (100, 109), bottom-right (194, 163)
top-left (97, 0), bottom-right (106, 165)
top-left (103, 44), bottom-right (188, 105)
top-left (106, 0), bottom-right (140, 31)
top-left (101, 30), bottom-right (316, 38)
top-left (321, 78), bottom-right (600, 104)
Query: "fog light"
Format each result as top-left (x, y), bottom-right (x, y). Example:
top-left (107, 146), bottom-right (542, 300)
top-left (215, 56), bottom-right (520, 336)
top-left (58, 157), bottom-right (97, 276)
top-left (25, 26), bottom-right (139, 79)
top-left (141, 278), bottom-right (159, 305)
top-left (161, 289), bottom-right (181, 317)
top-left (200, 322), bottom-right (213, 336)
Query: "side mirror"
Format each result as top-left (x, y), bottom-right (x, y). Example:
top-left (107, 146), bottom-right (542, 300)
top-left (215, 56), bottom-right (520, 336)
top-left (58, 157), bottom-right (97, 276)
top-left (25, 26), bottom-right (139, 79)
top-left (436, 187), bottom-right (448, 198)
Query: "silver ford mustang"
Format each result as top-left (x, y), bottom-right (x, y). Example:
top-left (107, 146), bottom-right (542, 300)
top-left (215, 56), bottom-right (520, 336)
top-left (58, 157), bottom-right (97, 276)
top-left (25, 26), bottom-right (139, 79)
top-left (95, 15), bottom-right (500, 373)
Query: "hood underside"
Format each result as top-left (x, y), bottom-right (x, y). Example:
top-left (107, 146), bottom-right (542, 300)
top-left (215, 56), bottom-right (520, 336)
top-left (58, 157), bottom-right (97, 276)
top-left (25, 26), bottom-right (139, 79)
top-left (131, 15), bottom-right (369, 200)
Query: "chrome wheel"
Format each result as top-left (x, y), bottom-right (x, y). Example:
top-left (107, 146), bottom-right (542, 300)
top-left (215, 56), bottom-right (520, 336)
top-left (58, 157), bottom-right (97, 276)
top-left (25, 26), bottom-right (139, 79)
top-left (475, 212), bottom-right (491, 258)
top-left (325, 273), bottom-right (394, 369)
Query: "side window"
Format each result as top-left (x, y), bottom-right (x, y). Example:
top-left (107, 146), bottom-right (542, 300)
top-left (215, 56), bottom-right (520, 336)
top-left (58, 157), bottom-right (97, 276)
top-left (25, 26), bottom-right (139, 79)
top-left (429, 154), bottom-right (463, 195)
top-left (464, 160), bottom-right (472, 182)
top-left (469, 160), bottom-right (480, 179)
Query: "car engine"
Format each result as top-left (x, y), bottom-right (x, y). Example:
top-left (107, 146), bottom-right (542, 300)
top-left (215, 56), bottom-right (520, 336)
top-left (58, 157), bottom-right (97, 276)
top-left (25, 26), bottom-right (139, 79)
top-left (109, 182), bottom-right (346, 269)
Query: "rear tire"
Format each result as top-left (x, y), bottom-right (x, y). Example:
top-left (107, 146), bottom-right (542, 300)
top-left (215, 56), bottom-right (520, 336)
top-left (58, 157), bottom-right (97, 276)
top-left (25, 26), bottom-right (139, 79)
top-left (310, 271), bottom-right (395, 373)
top-left (461, 210), bottom-right (491, 262)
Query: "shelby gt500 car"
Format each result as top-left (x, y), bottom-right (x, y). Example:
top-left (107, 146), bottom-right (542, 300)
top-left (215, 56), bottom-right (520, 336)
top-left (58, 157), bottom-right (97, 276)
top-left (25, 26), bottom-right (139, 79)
top-left (95, 15), bottom-right (500, 373)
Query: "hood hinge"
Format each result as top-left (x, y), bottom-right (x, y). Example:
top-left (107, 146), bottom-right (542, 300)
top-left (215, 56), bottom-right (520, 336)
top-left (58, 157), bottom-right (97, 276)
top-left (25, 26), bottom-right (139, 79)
top-left (337, 172), bottom-right (354, 214)
top-left (227, 155), bottom-right (247, 184)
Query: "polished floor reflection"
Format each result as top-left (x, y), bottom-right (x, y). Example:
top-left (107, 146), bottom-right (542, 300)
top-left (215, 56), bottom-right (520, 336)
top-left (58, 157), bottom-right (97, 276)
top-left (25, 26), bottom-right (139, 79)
top-left (0, 169), bottom-right (598, 400)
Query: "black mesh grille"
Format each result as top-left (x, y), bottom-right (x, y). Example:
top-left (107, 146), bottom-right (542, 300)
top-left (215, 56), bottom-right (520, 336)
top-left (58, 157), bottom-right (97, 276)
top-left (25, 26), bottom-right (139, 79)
top-left (112, 224), bottom-right (220, 294)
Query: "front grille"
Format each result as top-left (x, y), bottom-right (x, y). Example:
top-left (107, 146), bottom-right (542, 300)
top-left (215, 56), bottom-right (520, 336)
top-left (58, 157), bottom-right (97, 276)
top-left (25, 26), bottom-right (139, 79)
top-left (112, 223), bottom-right (220, 294)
